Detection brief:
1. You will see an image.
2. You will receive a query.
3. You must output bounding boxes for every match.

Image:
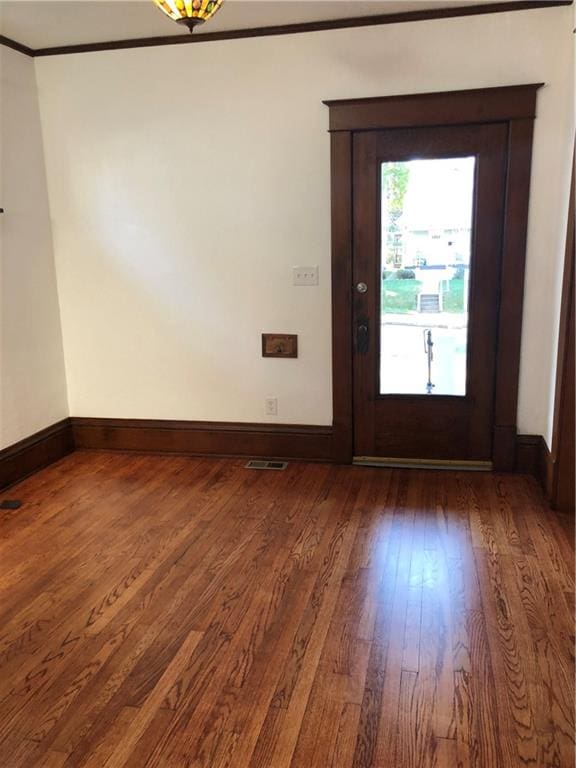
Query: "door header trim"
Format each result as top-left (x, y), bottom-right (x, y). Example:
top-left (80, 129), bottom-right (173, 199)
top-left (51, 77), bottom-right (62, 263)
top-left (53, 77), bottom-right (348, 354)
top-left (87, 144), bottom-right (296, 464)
top-left (323, 84), bottom-right (544, 132)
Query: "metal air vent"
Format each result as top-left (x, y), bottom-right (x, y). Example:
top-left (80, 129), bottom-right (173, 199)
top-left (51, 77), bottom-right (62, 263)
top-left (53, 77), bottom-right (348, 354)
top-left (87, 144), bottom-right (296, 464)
top-left (245, 460), bottom-right (288, 470)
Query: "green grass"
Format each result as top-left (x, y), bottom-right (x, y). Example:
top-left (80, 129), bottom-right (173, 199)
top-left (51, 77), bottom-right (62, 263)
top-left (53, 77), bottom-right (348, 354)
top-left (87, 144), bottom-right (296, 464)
top-left (382, 279), bottom-right (421, 313)
top-left (382, 278), bottom-right (465, 314)
top-left (442, 279), bottom-right (465, 313)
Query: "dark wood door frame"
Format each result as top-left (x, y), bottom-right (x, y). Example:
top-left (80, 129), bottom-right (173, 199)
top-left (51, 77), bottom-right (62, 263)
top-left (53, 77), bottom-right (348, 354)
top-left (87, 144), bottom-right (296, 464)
top-left (325, 84), bottom-right (543, 468)
top-left (548, 147), bottom-right (575, 512)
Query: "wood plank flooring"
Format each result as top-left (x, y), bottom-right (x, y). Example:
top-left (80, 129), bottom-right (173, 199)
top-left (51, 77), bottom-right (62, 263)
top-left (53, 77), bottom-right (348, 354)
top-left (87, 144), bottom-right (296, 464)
top-left (0, 452), bottom-right (573, 767)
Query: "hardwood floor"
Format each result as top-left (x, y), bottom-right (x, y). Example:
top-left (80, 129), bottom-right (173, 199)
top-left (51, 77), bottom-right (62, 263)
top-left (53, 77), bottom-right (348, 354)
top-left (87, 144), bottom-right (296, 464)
top-left (0, 452), bottom-right (573, 768)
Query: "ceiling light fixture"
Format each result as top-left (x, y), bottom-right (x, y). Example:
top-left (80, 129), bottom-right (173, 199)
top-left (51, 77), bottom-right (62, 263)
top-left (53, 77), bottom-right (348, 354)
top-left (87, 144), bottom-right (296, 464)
top-left (153, 0), bottom-right (223, 33)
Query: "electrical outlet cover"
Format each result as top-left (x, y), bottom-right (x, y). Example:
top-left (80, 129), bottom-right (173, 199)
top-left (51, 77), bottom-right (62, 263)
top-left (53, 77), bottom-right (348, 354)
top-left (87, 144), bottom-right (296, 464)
top-left (264, 397), bottom-right (278, 415)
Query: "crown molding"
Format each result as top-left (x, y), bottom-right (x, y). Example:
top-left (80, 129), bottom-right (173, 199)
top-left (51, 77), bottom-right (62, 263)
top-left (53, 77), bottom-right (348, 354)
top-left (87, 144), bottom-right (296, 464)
top-left (0, 34), bottom-right (35, 57)
top-left (0, 1), bottom-right (571, 58)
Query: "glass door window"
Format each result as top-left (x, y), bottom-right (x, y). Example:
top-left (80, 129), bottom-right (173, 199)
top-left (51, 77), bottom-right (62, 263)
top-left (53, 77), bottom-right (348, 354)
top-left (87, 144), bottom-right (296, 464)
top-left (380, 157), bottom-right (475, 396)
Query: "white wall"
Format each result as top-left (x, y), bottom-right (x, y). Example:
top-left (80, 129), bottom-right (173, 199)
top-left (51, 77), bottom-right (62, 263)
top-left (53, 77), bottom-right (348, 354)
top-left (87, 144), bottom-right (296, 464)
top-left (35, 6), bottom-right (574, 438)
top-left (0, 46), bottom-right (68, 449)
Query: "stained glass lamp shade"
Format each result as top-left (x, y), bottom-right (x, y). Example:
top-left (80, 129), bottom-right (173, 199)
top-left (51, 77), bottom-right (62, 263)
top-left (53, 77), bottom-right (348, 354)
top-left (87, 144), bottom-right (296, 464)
top-left (154, 0), bottom-right (223, 32)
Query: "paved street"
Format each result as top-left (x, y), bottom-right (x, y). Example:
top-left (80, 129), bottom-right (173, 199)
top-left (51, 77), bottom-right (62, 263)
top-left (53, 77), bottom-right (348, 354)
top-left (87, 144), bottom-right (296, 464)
top-left (380, 317), bottom-right (467, 395)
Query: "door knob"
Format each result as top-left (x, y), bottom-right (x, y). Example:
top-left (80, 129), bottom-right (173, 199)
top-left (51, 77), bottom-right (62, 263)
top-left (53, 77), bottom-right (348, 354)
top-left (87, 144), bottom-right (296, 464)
top-left (356, 282), bottom-right (368, 294)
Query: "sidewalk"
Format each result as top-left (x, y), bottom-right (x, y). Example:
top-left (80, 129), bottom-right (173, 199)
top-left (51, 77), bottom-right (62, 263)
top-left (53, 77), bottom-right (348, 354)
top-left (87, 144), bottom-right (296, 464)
top-left (383, 311), bottom-right (467, 330)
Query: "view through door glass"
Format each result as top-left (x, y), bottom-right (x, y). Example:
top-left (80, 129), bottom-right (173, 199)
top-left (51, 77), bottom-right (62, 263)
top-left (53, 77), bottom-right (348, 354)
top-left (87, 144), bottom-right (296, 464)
top-left (380, 157), bottom-right (475, 396)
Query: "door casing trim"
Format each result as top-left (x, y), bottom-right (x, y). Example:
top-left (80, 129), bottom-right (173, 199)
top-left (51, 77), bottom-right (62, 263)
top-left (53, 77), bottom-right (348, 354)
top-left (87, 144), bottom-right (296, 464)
top-left (324, 84), bottom-right (543, 469)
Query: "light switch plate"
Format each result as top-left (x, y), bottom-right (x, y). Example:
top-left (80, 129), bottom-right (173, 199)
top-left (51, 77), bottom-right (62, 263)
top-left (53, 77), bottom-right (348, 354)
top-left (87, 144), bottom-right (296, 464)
top-left (293, 266), bottom-right (319, 286)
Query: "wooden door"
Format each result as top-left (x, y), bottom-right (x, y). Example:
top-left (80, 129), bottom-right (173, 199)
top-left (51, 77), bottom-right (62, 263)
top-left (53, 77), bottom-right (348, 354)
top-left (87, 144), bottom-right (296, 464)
top-left (352, 123), bottom-right (508, 463)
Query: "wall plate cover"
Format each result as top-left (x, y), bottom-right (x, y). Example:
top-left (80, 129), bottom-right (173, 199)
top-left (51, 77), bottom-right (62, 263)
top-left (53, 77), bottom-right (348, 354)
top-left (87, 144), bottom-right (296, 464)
top-left (262, 333), bottom-right (298, 358)
top-left (292, 266), bottom-right (319, 285)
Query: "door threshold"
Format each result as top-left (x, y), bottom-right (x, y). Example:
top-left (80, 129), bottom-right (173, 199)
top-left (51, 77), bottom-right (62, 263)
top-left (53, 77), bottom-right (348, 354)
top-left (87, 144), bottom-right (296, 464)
top-left (353, 456), bottom-right (493, 471)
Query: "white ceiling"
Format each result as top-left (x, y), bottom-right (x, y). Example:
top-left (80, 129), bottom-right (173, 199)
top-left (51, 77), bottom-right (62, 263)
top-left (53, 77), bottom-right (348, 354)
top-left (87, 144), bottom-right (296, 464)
top-left (0, 0), bottom-right (537, 50)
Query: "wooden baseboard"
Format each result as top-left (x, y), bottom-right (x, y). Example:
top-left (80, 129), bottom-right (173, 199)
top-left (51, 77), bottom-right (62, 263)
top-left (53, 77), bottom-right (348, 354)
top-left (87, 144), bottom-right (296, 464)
top-left (71, 417), bottom-right (334, 462)
top-left (515, 434), bottom-right (552, 496)
top-left (0, 419), bottom-right (74, 490)
top-left (0, 420), bottom-right (554, 490)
